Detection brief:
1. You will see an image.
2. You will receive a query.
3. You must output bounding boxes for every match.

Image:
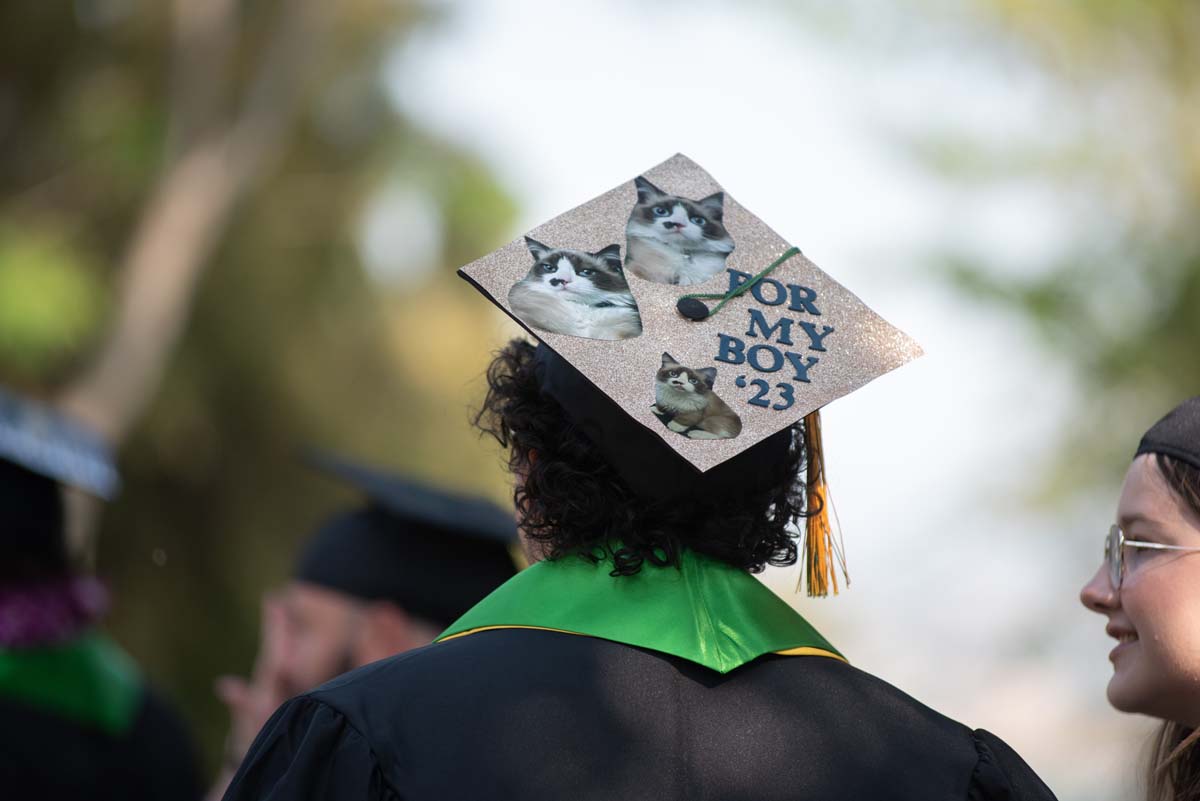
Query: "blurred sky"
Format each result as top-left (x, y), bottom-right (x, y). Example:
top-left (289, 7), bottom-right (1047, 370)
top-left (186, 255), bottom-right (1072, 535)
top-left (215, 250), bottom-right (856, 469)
top-left (378, 2), bottom-right (1154, 799)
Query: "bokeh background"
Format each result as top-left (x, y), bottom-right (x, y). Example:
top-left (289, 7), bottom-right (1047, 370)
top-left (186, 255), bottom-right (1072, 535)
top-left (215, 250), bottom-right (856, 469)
top-left (3, 2), bottom-right (1198, 799)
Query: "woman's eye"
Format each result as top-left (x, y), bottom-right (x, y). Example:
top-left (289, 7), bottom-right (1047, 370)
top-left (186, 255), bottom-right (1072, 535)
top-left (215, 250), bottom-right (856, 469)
top-left (653, 206), bottom-right (669, 216)
top-left (1124, 546), bottom-right (1157, 572)
top-left (690, 215), bottom-right (706, 226)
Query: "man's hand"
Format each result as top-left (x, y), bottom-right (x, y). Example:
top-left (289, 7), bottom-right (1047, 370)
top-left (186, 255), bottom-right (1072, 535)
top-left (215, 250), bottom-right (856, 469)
top-left (214, 593), bottom-right (293, 770)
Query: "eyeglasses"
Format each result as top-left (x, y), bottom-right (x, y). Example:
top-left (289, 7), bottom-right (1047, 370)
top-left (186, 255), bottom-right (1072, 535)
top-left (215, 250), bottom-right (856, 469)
top-left (1104, 524), bottom-right (1200, 589)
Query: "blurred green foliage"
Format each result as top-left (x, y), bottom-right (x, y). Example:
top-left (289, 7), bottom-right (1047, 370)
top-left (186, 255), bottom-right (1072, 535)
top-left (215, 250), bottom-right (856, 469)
top-left (918, 0), bottom-right (1200, 489)
top-left (0, 226), bottom-right (108, 383)
top-left (1, 0), bottom-right (518, 773)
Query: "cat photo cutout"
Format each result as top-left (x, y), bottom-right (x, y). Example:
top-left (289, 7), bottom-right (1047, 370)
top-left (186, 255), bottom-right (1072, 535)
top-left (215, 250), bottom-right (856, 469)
top-left (625, 176), bottom-right (734, 286)
top-left (507, 237), bottom-right (643, 341)
top-left (651, 353), bottom-right (742, 440)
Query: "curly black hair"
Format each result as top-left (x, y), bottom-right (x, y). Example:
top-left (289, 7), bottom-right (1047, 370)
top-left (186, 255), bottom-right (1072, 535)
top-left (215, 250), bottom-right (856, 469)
top-left (473, 338), bottom-right (809, 576)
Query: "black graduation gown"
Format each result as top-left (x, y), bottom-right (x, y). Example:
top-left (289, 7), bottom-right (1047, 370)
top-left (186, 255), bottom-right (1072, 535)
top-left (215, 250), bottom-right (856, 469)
top-left (0, 684), bottom-right (203, 801)
top-left (224, 628), bottom-right (1058, 801)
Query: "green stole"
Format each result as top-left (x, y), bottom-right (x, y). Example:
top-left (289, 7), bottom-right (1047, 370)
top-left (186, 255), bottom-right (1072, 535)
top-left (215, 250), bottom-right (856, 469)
top-left (0, 631), bottom-right (142, 735)
top-left (437, 547), bottom-right (843, 674)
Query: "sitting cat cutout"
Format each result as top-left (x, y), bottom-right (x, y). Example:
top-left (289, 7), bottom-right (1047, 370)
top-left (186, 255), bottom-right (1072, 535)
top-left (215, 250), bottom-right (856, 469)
top-left (625, 176), bottom-right (734, 286)
top-left (651, 353), bottom-right (742, 440)
top-left (508, 237), bottom-right (642, 341)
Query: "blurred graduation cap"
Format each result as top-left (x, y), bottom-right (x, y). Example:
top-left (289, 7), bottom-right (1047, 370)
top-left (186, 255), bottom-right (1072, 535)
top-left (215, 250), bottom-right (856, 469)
top-left (0, 387), bottom-right (120, 500)
top-left (0, 388), bottom-right (120, 575)
top-left (457, 154), bottom-right (922, 596)
top-left (294, 451), bottom-right (518, 627)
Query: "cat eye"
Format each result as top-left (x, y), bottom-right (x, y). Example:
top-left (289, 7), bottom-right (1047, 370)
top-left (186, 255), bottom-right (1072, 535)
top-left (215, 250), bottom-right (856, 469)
top-left (653, 206), bottom-right (669, 216)
top-left (540, 262), bottom-right (557, 273)
top-left (689, 215), bottom-right (706, 225)
top-left (668, 370), bottom-right (678, 376)
top-left (689, 378), bottom-right (697, 384)
top-left (578, 269), bottom-right (594, 276)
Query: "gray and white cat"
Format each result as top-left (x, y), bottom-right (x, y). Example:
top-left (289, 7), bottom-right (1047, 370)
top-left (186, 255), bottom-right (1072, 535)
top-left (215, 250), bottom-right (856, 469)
top-left (508, 237), bottom-right (642, 341)
top-left (625, 176), bottom-right (735, 286)
top-left (651, 353), bottom-right (742, 440)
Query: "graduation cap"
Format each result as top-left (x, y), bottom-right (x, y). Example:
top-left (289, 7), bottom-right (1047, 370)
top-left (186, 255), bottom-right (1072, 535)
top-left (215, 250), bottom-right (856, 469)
top-left (0, 387), bottom-right (120, 500)
top-left (0, 388), bottom-right (119, 579)
top-left (458, 154), bottom-right (922, 596)
top-left (294, 451), bottom-right (518, 627)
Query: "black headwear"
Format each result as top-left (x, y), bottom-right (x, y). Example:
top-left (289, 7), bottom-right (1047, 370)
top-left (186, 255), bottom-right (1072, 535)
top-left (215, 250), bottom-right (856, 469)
top-left (0, 388), bottom-right (119, 581)
top-left (533, 343), bottom-right (791, 501)
top-left (294, 452), bottom-right (518, 628)
top-left (1135, 396), bottom-right (1200, 471)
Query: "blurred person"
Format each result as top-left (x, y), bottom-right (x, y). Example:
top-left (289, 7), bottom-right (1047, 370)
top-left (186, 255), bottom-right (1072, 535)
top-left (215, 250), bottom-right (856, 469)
top-left (1081, 397), bottom-right (1200, 801)
top-left (209, 452), bottom-right (517, 800)
top-left (0, 388), bottom-right (202, 800)
top-left (222, 156), bottom-right (1057, 800)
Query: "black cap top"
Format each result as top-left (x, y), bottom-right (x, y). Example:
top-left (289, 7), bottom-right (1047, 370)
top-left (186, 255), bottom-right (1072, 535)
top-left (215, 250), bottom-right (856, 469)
top-left (0, 388), bottom-right (120, 499)
top-left (1136, 396), bottom-right (1200, 471)
top-left (294, 452), bottom-right (518, 627)
top-left (533, 344), bottom-right (791, 501)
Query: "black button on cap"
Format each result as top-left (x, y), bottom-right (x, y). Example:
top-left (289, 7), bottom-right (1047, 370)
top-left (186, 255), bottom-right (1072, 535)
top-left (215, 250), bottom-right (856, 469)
top-left (676, 297), bottom-right (710, 321)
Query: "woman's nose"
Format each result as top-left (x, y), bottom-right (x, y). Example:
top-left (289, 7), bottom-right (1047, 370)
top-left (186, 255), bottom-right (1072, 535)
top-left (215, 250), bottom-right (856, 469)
top-left (1080, 563), bottom-right (1117, 613)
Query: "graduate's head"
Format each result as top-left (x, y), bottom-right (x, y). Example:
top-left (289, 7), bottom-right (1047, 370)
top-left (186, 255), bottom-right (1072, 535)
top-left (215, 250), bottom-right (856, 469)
top-left (474, 338), bottom-right (809, 575)
top-left (1081, 397), bottom-right (1200, 728)
top-left (280, 456), bottom-right (517, 693)
top-left (0, 459), bottom-right (68, 582)
top-left (279, 570), bottom-right (443, 697)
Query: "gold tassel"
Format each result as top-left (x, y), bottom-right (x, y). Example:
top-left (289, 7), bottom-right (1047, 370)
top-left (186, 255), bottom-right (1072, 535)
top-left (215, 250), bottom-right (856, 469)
top-left (799, 409), bottom-right (848, 597)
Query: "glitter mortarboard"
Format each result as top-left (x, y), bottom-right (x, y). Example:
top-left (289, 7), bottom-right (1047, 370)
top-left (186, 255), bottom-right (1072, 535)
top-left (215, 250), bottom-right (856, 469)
top-left (458, 154), bottom-right (922, 594)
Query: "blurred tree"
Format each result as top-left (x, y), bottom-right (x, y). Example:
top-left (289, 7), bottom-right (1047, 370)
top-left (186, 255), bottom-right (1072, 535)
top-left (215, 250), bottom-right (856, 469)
top-left (916, 1), bottom-right (1200, 489)
top-left (0, 0), bottom-right (518, 771)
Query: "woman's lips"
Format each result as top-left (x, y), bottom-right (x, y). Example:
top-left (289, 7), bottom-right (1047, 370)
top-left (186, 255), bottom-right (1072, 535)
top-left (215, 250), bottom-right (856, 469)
top-left (1107, 627), bottom-right (1139, 662)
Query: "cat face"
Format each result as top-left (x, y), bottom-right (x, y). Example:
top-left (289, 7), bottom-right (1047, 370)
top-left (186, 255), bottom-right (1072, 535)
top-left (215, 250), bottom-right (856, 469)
top-left (626, 176), bottom-right (733, 253)
top-left (521, 237), bottom-right (630, 303)
top-left (656, 353), bottom-right (717, 396)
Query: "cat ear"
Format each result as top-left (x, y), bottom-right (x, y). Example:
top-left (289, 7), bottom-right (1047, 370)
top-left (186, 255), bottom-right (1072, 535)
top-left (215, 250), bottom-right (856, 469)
top-left (593, 244), bottom-right (622, 269)
top-left (634, 176), bottom-right (665, 203)
top-left (524, 236), bottom-right (551, 260)
top-left (695, 367), bottom-right (718, 387)
top-left (698, 192), bottom-right (725, 211)
top-left (661, 352), bottom-right (679, 367)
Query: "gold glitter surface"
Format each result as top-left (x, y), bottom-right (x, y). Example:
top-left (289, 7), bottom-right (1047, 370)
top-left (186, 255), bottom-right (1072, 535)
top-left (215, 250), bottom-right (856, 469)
top-left (459, 153), bottom-right (923, 473)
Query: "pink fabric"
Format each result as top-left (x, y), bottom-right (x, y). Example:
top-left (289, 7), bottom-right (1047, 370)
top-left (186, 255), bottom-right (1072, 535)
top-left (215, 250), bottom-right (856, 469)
top-left (0, 577), bottom-right (108, 648)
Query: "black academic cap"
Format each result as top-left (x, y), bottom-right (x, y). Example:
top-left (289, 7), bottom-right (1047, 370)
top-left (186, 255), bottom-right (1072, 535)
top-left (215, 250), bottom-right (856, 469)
top-left (294, 451), bottom-right (518, 627)
top-left (1136, 396), bottom-right (1200, 471)
top-left (0, 388), bottom-right (118, 578)
top-left (0, 387), bottom-right (120, 500)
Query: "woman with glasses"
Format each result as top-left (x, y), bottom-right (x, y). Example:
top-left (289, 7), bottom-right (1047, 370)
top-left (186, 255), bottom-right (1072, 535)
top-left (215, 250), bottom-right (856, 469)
top-left (1081, 396), bottom-right (1200, 801)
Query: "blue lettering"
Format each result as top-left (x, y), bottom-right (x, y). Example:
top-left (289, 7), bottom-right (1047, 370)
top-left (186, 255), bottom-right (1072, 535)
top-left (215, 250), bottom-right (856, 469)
top-left (745, 309), bottom-right (794, 346)
top-left (798, 322), bottom-right (835, 352)
top-left (715, 333), bottom-right (746, 365)
top-left (785, 353), bottom-right (819, 383)
top-left (788, 284), bottom-right (821, 315)
top-left (750, 278), bottom-right (787, 306)
top-left (747, 344), bottom-right (783, 373)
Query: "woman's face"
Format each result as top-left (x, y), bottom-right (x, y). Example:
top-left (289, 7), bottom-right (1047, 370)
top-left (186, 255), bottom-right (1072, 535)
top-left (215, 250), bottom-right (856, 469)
top-left (1080, 455), bottom-right (1200, 726)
